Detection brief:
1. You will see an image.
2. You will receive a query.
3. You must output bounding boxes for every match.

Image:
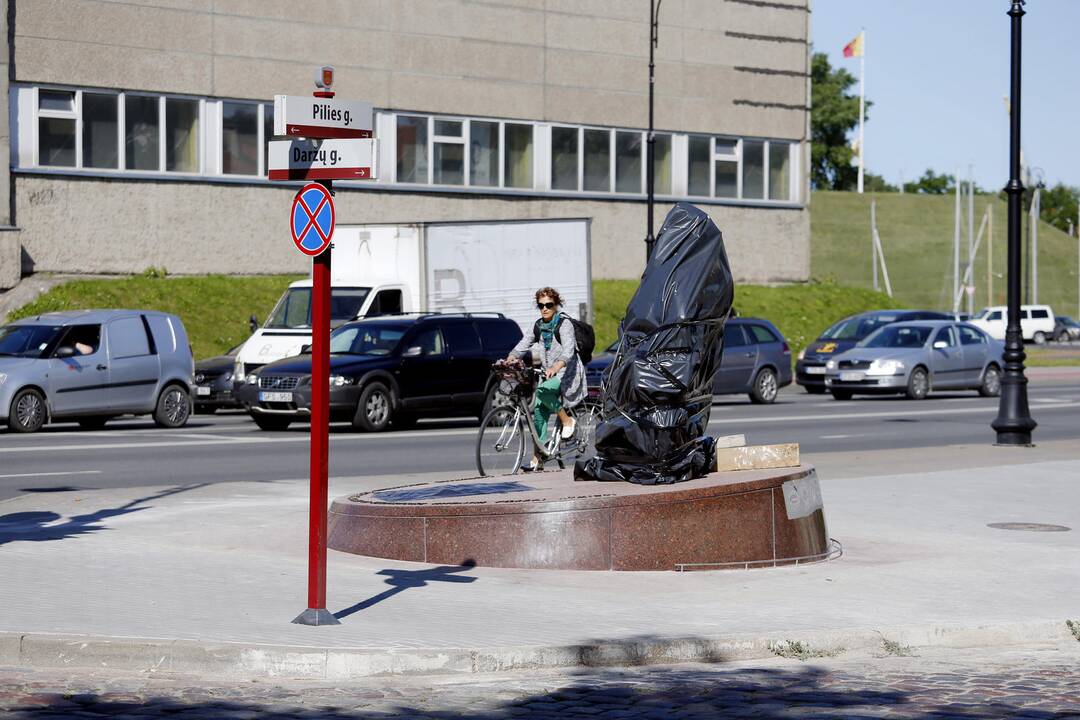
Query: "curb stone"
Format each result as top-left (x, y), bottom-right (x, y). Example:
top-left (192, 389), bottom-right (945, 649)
top-left (0, 620), bottom-right (1074, 680)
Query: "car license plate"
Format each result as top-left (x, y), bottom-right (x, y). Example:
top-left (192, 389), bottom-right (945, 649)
top-left (195, 386), bottom-right (211, 396)
top-left (839, 371), bottom-right (864, 382)
top-left (259, 391), bottom-right (293, 402)
top-left (805, 366), bottom-right (827, 375)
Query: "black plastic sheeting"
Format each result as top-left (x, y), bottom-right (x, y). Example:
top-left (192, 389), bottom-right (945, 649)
top-left (575, 203), bottom-right (733, 485)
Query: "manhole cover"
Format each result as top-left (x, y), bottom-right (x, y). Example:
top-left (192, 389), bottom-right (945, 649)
top-left (987, 522), bottom-right (1071, 532)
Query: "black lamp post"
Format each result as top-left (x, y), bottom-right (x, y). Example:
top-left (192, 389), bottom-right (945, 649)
top-left (645, 0), bottom-right (662, 261)
top-left (992, 0), bottom-right (1037, 445)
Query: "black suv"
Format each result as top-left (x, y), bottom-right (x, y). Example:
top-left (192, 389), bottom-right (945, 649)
top-left (796, 310), bottom-right (952, 393)
top-left (237, 314), bottom-right (522, 431)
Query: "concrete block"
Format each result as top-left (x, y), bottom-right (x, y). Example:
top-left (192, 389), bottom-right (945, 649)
top-left (18, 0), bottom-right (213, 54)
top-left (713, 443), bottom-right (800, 472)
top-left (0, 234), bottom-right (21, 290)
top-left (213, 14), bottom-right (392, 69)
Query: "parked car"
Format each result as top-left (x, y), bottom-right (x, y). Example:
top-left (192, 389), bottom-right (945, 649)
top-left (1053, 315), bottom-right (1080, 342)
top-left (585, 317), bottom-right (792, 404)
top-left (237, 313), bottom-right (522, 431)
top-left (0, 310), bottom-right (194, 433)
top-left (823, 321), bottom-right (1003, 400)
top-left (193, 344), bottom-right (241, 413)
top-left (796, 310), bottom-right (952, 393)
top-left (967, 304), bottom-right (1056, 344)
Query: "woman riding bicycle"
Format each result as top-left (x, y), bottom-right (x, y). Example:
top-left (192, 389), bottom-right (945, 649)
top-left (506, 287), bottom-right (586, 471)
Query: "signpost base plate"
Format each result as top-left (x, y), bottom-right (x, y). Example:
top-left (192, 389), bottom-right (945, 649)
top-left (292, 608), bottom-right (341, 626)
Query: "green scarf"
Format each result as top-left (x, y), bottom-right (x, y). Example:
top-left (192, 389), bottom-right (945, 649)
top-left (538, 316), bottom-right (559, 351)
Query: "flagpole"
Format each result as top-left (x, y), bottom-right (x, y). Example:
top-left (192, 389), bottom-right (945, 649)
top-left (857, 29), bottom-right (866, 194)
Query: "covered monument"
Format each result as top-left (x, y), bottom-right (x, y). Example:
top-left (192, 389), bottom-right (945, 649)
top-left (575, 203), bottom-right (734, 485)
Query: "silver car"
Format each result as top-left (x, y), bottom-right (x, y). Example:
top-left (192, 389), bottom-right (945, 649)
top-left (0, 310), bottom-right (194, 432)
top-left (824, 321), bottom-right (1004, 400)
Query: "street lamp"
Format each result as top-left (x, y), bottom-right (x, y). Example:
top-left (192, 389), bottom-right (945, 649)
top-left (645, 0), bottom-right (662, 261)
top-left (992, 0), bottom-right (1037, 446)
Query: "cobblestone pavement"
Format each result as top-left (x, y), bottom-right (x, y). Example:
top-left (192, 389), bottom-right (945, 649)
top-left (1, 646), bottom-right (1078, 718)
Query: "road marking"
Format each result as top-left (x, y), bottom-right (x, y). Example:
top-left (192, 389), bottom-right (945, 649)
top-left (818, 434), bottom-right (867, 439)
top-left (0, 470), bottom-right (103, 479)
top-left (708, 401), bottom-right (1080, 425)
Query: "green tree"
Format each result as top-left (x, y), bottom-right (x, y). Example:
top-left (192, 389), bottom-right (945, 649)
top-left (864, 172), bottom-right (898, 192)
top-left (810, 52), bottom-right (868, 190)
top-left (902, 169), bottom-right (955, 195)
top-left (1037, 183), bottom-right (1079, 234)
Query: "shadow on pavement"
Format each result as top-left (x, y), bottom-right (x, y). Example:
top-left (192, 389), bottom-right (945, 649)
top-left (334, 561), bottom-right (478, 620)
top-left (0, 484), bottom-right (208, 546)
top-left (1, 658), bottom-right (1073, 718)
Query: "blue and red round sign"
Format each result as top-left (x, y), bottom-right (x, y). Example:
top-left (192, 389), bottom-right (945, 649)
top-left (290, 183), bottom-right (335, 256)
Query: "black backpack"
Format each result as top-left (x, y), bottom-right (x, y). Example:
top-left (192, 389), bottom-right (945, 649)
top-left (533, 313), bottom-right (596, 364)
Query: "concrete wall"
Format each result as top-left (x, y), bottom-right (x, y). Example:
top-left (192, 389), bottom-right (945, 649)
top-left (13, 0), bottom-right (809, 139)
top-left (16, 176), bottom-right (809, 284)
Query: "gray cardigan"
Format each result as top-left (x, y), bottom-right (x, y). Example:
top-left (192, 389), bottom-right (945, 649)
top-left (510, 315), bottom-right (586, 408)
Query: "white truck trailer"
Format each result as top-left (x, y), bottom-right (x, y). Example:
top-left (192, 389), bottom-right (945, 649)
top-left (233, 218), bottom-right (592, 382)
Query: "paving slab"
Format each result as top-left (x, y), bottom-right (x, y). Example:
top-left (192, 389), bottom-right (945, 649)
top-left (1, 441), bottom-right (1078, 678)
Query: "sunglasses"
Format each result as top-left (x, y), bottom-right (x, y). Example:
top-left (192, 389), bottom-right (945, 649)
top-left (537, 302), bottom-right (556, 310)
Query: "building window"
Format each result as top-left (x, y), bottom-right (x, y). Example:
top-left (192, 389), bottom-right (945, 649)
top-left (768, 142), bottom-right (791, 201)
top-left (469, 120), bottom-right (498, 187)
top-left (652, 133), bottom-right (671, 195)
top-left (715, 139), bottom-right (738, 199)
top-left (222, 101), bottom-right (258, 175)
top-left (551, 126), bottom-right (578, 191)
top-left (615, 131), bottom-right (642, 194)
top-left (688, 135), bottom-right (710, 197)
top-left (165, 98), bottom-right (199, 173)
top-left (125, 95), bottom-right (160, 171)
top-left (504, 123), bottom-right (533, 189)
top-left (396, 115), bottom-right (428, 184)
top-left (742, 140), bottom-right (765, 200)
top-left (433, 118), bottom-right (464, 185)
top-left (583, 129), bottom-right (610, 192)
top-left (263, 106), bottom-right (275, 179)
top-left (82, 93), bottom-right (118, 169)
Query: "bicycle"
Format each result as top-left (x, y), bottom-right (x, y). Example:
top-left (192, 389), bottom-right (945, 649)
top-left (475, 360), bottom-right (603, 477)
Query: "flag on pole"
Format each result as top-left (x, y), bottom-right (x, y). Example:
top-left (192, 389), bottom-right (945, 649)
top-left (843, 32), bottom-right (864, 58)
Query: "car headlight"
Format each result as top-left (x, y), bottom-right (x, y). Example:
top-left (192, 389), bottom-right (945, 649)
top-left (329, 375), bottom-right (355, 387)
top-left (867, 359), bottom-right (906, 376)
top-left (0, 373), bottom-right (7, 386)
top-left (234, 361), bottom-right (245, 384)
top-left (826, 359), bottom-right (836, 370)
top-left (797, 348), bottom-right (806, 361)
top-left (246, 374), bottom-right (259, 385)
top-left (223, 372), bottom-right (233, 383)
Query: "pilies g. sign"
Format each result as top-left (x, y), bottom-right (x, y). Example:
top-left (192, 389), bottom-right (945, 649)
top-left (273, 95), bottom-right (374, 139)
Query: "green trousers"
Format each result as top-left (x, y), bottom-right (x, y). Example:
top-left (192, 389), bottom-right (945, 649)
top-left (533, 377), bottom-right (562, 443)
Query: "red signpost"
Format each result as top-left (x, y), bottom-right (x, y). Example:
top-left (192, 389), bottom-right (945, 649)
top-left (268, 66), bottom-right (376, 626)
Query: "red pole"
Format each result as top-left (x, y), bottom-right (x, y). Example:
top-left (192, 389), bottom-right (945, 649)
top-left (293, 179), bottom-right (339, 625)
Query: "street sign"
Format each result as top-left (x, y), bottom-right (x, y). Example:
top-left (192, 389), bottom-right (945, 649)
top-left (268, 138), bottom-right (377, 181)
top-left (290, 183), bottom-right (335, 256)
top-left (274, 95), bottom-right (373, 139)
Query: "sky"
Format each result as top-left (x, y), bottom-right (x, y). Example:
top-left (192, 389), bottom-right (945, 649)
top-left (812, 0), bottom-right (1080, 191)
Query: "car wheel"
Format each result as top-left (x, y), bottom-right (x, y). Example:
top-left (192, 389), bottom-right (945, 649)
top-left (979, 364), bottom-right (1002, 397)
top-left (749, 367), bottom-right (779, 404)
top-left (479, 382), bottom-right (503, 420)
top-left (830, 389), bottom-right (853, 401)
top-left (1032, 331), bottom-right (1047, 345)
top-left (1055, 330), bottom-right (1069, 343)
top-left (353, 382), bottom-right (392, 432)
top-left (77, 416), bottom-right (110, 430)
top-left (905, 366), bottom-right (930, 400)
top-left (8, 388), bottom-right (47, 433)
top-left (252, 413), bottom-right (291, 431)
top-left (805, 385), bottom-right (827, 395)
top-left (153, 384), bottom-right (191, 428)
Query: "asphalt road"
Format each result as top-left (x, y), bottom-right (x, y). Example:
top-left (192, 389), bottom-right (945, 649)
top-left (1, 380), bottom-right (1078, 501)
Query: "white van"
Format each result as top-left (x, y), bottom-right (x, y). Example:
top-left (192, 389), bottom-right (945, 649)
top-left (967, 304), bottom-right (1056, 344)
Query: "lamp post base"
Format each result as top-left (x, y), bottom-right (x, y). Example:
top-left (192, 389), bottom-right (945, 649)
top-left (292, 608), bottom-right (341, 626)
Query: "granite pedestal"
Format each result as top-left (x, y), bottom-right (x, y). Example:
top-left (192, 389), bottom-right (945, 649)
top-left (328, 466), bottom-right (835, 571)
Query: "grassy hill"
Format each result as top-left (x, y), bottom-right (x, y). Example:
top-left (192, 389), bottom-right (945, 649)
top-left (812, 191), bottom-right (1080, 318)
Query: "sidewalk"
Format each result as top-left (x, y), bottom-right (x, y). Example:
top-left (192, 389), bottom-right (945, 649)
top-left (2, 441), bottom-right (1079, 679)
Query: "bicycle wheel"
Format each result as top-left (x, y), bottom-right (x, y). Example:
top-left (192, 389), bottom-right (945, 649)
top-left (572, 401), bottom-right (604, 459)
top-left (476, 405), bottom-right (527, 477)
